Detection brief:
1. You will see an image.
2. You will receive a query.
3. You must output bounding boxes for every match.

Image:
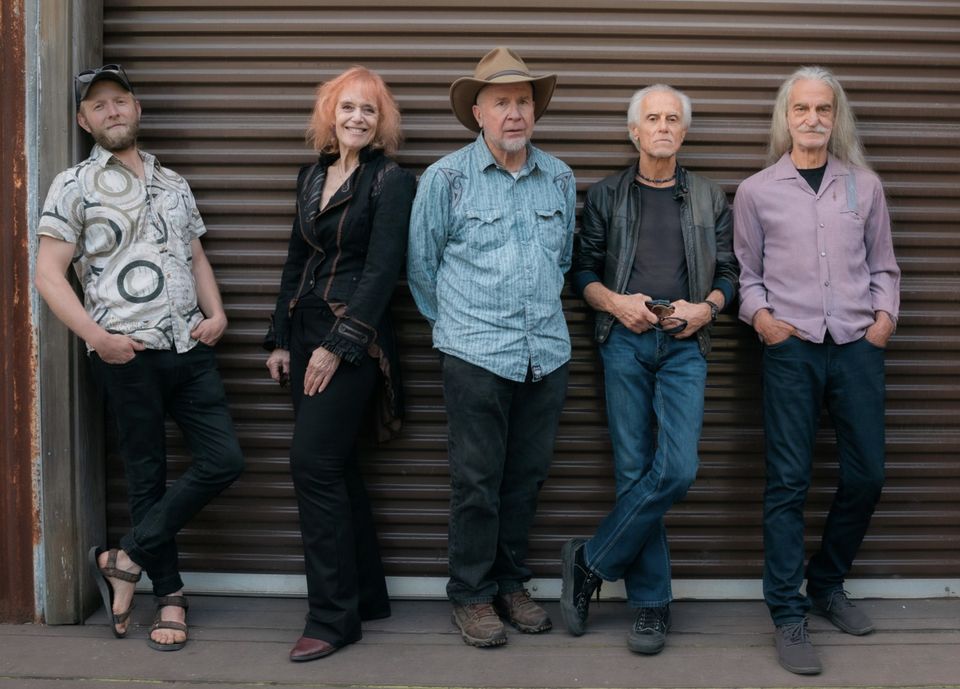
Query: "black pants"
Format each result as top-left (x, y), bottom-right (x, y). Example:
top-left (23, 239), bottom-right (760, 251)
top-left (441, 354), bottom-right (568, 605)
top-left (289, 307), bottom-right (390, 645)
top-left (91, 345), bottom-right (244, 596)
top-left (761, 335), bottom-right (886, 624)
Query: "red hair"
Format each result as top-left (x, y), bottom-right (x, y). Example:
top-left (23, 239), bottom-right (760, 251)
top-left (306, 66), bottom-right (402, 156)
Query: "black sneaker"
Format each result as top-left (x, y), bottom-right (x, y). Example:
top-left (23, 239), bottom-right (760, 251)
top-left (627, 605), bottom-right (671, 655)
top-left (559, 538), bottom-right (602, 636)
top-left (810, 589), bottom-right (875, 635)
top-left (774, 619), bottom-right (822, 675)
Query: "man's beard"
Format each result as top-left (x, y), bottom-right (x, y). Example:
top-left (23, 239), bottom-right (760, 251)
top-left (497, 136), bottom-right (528, 154)
top-left (94, 119), bottom-right (139, 152)
top-left (491, 137), bottom-right (530, 153)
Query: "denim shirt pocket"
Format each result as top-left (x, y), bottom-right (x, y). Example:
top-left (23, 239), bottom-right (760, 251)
top-left (463, 208), bottom-right (506, 251)
top-left (534, 206), bottom-right (565, 252)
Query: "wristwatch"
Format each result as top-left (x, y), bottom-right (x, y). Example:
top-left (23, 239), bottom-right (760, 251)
top-left (704, 299), bottom-right (721, 323)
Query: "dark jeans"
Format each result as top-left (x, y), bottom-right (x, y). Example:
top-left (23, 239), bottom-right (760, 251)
top-left (91, 344), bottom-right (244, 596)
top-left (441, 354), bottom-right (568, 605)
top-left (585, 326), bottom-right (706, 607)
top-left (288, 307), bottom-right (390, 645)
top-left (762, 335), bottom-right (886, 624)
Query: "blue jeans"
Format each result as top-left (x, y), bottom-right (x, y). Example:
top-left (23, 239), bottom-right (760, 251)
top-left (91, 345), bottom-right (244, 596)
top-left (442, 355), bottom-right (568, 605)
top-left (584, 326), bottom-right (706, 607)
top-left (762, 335), bottom-right (886, 624)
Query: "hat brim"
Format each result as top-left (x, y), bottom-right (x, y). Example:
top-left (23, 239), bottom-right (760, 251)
top-left (76, 73), bottom-right (135, 108)
top-left (449, 73), bottom-right (557, 133)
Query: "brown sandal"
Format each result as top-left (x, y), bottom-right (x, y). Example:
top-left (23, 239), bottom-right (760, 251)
top-left (89, 546), bottom-right (141, 638)
top-left (147, 595), bottom-right (189, 651)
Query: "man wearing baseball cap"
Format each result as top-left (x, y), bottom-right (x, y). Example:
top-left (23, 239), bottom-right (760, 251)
top-left (407, 47), bottom-right (575, 647)
top-left (35, 64), bottom-right (243, 651)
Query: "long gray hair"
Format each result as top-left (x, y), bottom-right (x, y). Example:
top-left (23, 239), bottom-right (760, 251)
top-left (767, 66), bottom-right (869, 169)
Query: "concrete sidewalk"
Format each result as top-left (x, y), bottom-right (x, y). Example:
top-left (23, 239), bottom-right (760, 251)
top-left (0, 596), bottom-right (958, 689)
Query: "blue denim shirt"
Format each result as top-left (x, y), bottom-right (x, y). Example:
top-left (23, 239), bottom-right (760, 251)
top-left (407, 133), bottom-right (576, 382)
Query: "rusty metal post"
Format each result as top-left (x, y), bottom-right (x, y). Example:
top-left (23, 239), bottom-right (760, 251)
top-left (0, 0), bottom-right (38, 624)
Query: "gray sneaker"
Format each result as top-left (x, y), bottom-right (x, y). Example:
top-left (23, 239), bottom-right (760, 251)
top-left (451, 602), bottom-right (508, 647)
top-left (774, 620), bottom-right (822, 675)
top-left (627, 605), bottom-right (671, 655)
top-left (810, 589), bottom-right (875, 635)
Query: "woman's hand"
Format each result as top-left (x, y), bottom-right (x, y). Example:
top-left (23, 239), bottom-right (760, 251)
top-left (266, 348), bottom-right (291, 385)
top-left (304, 346), bottom-right (341, 396)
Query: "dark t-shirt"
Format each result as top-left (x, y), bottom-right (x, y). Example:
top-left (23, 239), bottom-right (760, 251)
top-left (625, 182), bottom-right (689, 301)
top-left (798, 163), bottom-right (827, 194)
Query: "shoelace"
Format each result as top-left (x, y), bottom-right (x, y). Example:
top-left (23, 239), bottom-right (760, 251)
top-left (634, 607), bottom-right (666, 632)
top-left (509, 590), bottom-right (537, 610)
top-left (469, 603), bottom-right (499, 620)
top-left (574, 571), bottom-right (602, 613)
top-left (826, 589), bottom-right (854, 612)
top-left (782, 620), bottom-right (811, 646)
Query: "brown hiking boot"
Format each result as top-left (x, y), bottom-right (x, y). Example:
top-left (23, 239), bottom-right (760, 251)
top-left (451, 602), bottom-right (508, 647)
top-left (494, 589), bottom-right (553, 633)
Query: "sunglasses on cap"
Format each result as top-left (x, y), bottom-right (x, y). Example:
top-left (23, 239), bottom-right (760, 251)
top-left (74, 64), bottom-right (134, 107)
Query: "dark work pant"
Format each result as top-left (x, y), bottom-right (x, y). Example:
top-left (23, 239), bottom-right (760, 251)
top-left (91, 345), bottom-right (244, 596)
top-left (289, 307), bottom-right (390, 645)
top-left (441, 354), bottom-right (568, 605)
top-left (761, 335), bottom-right (886, 624)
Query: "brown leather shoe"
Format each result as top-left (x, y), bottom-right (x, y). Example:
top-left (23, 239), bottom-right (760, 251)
top-left (451, 602), bottom-right (508, 647)
top-left (289, 636), bottom-right (339, 662)
top-left (494, 589), bottom-right (552, 633)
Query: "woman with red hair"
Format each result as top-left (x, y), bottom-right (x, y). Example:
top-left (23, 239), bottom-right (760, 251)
top-left (264, 67), bottom-right (415, 661)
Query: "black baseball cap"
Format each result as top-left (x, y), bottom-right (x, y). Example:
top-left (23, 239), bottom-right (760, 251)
top-left (74, 64), bottom-right (135, 108)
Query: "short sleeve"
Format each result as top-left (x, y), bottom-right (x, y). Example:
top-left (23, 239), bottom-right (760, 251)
top-left (37, 171), bottom-right (85, 244)
top-left (181, 184), bottom-right (207, 240)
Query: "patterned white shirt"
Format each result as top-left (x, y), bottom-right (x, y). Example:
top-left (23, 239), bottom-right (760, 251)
top-left (38, 145), bottom-right (207, 353)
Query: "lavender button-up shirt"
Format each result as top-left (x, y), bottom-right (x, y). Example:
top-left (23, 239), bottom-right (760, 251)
top-left (734, 153), bottom-right (900, 344)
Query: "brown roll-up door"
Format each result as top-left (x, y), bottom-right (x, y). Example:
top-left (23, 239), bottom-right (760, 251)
top-left (102, 0), bottom-right (960, 584)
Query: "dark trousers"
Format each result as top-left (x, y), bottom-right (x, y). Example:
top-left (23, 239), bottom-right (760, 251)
top-left (91, 345), bottom-right (244, 596)
top-left (289, 307), bottom-right (390, 645)
top-left (441, 354), bottom-right (568, 605)
top-left (761, 335), bottom-right (886, 624)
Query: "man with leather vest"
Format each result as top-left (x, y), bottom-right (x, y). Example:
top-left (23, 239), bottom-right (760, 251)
top-left (560, 84), bottom-right (738, 655)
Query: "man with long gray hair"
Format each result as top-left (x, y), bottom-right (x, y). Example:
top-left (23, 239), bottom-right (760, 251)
top-left (734, 66), bottom-right (900, 675)
top-left (560, 84), bottom-right (737, 655)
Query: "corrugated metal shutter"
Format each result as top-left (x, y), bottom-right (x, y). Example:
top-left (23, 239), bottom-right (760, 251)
top-left (102, 0), bottom-right (960, 584)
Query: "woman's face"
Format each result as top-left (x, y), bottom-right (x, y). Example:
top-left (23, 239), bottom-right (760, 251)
top-left (334, 85), bottom-right (379, 154)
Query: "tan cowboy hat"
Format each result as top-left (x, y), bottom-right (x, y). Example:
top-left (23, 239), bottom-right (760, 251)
top-left (449, 46), bottom-right (558, 133)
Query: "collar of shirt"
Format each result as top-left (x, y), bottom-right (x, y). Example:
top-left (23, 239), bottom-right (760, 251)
top-left (90, 143), bottom-right (158, 185)
top-left (470, 131), bottom-right (542, 178)
top-left (773, 151), bottom-right (850, 196)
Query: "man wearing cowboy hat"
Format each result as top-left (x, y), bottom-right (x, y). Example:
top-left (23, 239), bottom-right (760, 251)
top-left (408, 46), bottom-right (575, 648)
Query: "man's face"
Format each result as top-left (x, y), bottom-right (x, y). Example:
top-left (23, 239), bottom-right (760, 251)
top-left (77, 80), bottom-right (141, 152)
top-left (472, 82), bottom-right (535, 158)
top-left (787, 78), bottom-right (835, 156)
top-left (629, 91), bottom-right (687, 160)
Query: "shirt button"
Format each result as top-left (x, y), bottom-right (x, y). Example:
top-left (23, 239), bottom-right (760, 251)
top-left (819, 223), bottom-right (825, 228)
top-left (821, 252), bottom-right (826, 257)
top-left (827, 311), bottom-right (832, 316)
top-left (824, 281), bottom-right (830, 286)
